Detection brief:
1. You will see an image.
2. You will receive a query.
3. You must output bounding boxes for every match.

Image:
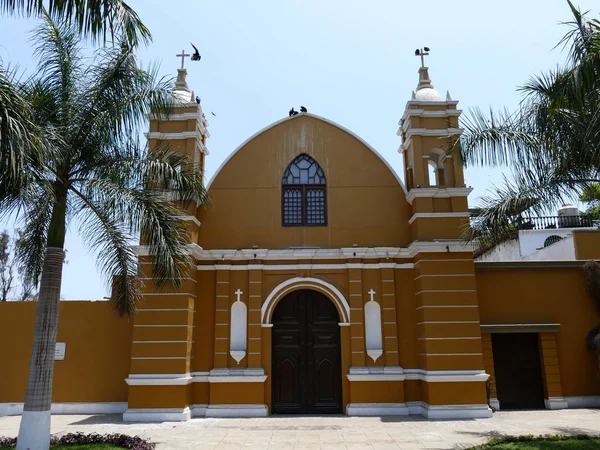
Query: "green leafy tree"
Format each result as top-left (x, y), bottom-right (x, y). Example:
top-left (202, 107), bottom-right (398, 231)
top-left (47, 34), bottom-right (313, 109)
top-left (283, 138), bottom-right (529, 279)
top-left (455, 1), bottom-right (600, 244)
top-left (1, 15), bottom-right (208, 449)
top-left (580, 183), bottom-right (600, 219)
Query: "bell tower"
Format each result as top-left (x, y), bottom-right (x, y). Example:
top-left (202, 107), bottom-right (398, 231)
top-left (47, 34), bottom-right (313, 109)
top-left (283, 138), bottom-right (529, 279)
top-left (124, 55), bottom-right (208, 422)
top-left (398, 53), bottom-right (471, 241)
top-left (398, 51), bottom-right (490, 418)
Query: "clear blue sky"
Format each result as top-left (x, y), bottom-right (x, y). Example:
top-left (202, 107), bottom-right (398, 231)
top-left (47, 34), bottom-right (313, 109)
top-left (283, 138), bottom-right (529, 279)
top-left (0, 0), bottom-right (596, 299)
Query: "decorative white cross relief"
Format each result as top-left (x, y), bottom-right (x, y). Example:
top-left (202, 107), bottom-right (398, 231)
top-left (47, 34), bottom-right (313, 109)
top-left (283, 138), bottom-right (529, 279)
top-left (230, 288), bottom-right (247, 364)
top-left (364, 288), bottom-right (382, 362)
top-left (368, 289), bottom-right (376, 302)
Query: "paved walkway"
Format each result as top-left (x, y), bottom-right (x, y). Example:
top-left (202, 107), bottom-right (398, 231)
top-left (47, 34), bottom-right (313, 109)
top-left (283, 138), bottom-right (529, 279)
top-left (1, 409), bottom-right (600, 449)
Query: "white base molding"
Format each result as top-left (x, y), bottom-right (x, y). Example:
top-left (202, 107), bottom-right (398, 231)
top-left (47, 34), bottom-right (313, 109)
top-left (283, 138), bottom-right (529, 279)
top-left (565, 396), bottom-right (600, 408)
top-left (123, 407), bottom-right (191, 422)
top-left (204, 404), bottom-right (268, 418)
top-left (190, 404), bottom-right (208, 417)
top-left (489, 398), bottom-right (500, 411)
top-left (406, 401), bottom-right (493, 419)
top-left (0, 402), bottom-right (127, 417)
top-left (545, 397), bottom-right (568, 410)
top-left (346, 403), bottom-right (409, 416)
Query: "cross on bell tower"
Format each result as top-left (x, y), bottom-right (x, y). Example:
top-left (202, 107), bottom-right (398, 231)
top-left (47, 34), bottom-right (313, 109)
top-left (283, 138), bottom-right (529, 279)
top-left (176, 49), bottom-right (190, 69)
top-left (415, 47), bottom-right (430, 68)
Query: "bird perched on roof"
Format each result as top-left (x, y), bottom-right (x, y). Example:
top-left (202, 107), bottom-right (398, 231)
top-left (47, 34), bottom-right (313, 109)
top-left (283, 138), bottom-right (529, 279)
top-left (300, 106), bottom-right (307, 113)
top-left (195, 96), bottom-right (201, 104)
top-left (191, 43), bottom-right (201, 61)
top-left (289, 107), bottom-right (298, 117)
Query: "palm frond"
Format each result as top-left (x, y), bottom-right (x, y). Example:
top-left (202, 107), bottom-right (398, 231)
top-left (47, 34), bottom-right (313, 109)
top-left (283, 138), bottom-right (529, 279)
top-left (71, 188), bottom-right (140, 316)
top-left (455, 107), bottom-right (542, 168)
top-left (0, 0), bottom-right (151, 47)
top-left (0, 65), bottom-right (45, 196)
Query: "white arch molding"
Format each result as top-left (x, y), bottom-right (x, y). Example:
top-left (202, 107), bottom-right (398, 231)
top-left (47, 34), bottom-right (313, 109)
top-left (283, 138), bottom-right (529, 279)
top-left (261, 277), bottom-right (350, 325)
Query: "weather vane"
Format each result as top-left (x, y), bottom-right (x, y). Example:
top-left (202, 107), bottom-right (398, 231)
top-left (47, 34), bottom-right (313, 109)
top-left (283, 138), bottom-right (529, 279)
top-left (415, 47), bottom-right (430, 68)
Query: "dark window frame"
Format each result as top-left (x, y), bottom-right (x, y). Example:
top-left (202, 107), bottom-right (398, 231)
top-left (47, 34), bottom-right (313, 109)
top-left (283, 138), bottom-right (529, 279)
top-left (281, 155), bottom-right (327, 227)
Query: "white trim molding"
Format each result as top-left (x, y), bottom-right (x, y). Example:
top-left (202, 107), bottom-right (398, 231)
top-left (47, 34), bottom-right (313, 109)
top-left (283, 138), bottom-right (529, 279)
top-left (489, 398), bottom-right (500, 411)
top-left (204, 404), bottom-right (268, 418)
top-left (1, 402), bottom-right (127, 417)
top-left (347, 366), bottom-right (404, 381)
top-left (345, 367), bottom-right (489, 383)
top-left (346, 403), bottom-right (409, 416)
top-left (136, 242), bottom-right (477, 261)
top-left (126, 375), bottom-right (192, 386)
top-left (178, 215), bottom-right (201, 227)
top-left (190, 404), bottom-right (208, 417)
top-left (261, 277), bottom-right (350, 324)
top-left (545, 397), bottom-right (568, 410)
top-left (408, 212), bottom-right (471, 225)
top-left (123, 407), bottom-right (191, 422)
top-left (404, 369), bottom-right (489, 383)
top-left (565, 396), bottom-right (600, 408)
top-left (400, 108), bottom-right (462, 123)
top-left (406, 187), bottom-right (473, 204)
top-left (125, 370), bottom-right (267, 385)
top-left (406, 401), bottom-right (492, 419)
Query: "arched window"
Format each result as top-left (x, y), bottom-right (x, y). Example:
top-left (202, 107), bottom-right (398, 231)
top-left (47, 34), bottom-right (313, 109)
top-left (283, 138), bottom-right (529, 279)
top-left (282, 154), bottom-right (327, 226)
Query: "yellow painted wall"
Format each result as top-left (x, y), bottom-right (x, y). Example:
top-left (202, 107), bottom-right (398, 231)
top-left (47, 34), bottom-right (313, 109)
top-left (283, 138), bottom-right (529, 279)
top-left (0, 302), bottom-right (132, 403)
top-left (476, 266), bottom-right (600, 397)
top-left (574, 230), bottom-right (600, 260)
top-left (199, 115), bottom-right (411, 249)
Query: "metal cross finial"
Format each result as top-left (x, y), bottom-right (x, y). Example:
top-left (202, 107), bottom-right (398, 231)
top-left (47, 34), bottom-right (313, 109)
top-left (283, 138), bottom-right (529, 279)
top-left (176, 49), bottom-right (190, 69)
top-left (415, 47), bottom-right (430, 68)
top-left (235, 289), bottom-right (243, 302)
top-left (368, 289), bottom-right (376, 302)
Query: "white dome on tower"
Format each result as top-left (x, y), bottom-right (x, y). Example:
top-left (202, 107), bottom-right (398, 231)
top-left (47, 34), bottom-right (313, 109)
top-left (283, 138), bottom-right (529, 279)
top-left (414, 87), bottom-right (443, 102)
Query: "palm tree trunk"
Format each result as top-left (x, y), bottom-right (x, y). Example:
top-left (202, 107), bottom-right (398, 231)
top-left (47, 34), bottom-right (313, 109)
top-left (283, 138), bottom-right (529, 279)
top-left (16, 191), bottom-right (67, 450)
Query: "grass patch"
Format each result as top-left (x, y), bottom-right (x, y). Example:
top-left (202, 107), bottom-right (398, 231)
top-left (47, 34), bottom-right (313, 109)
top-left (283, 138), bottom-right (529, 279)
top-left (468, 435), bottom-right (600, 449)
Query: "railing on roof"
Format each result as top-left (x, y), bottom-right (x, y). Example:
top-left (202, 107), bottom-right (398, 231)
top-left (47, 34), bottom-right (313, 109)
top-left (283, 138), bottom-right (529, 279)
top-left (516, 215), bottom-right (593, 230)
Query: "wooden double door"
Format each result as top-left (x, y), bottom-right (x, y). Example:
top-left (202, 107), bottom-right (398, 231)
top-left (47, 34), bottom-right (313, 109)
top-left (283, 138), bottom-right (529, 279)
top-left (492, 333), bottom-right (545, 409)
top-left (272, 289), bottom-right (342, 414)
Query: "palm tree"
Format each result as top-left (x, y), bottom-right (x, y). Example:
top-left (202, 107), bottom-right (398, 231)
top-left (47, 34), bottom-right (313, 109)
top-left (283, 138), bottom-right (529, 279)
top-left (1, 15), bottom-right (207, 450)
top-left (456, 0), bottom-right (600, 247)
top-left (0, 0), bottom-right (150, 46)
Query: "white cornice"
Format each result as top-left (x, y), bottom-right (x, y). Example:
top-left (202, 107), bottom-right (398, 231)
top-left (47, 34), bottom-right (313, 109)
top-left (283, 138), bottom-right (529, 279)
top-left (135, 241), bottom-right (474, 260)
top-left (148, 112), bottom-right (201, 121)
top-left (404, 128), bottom-right (463, 140)
top-left (145, 131), bottom-right (209, 155)
top-left (400, 108), bottom-right (462, 123)
top-left (197, 263), bottom-right (415, 271)
top-left (188, 241), bottom-right (473, 263)
top-left (408, 212), bottom-right (471, 225)
top-left (405, 100), bottom-right (459, 108)
top-left (406, 187), bottom-right (473, 204)
top-left (179, 216), bottom-right (201, 227)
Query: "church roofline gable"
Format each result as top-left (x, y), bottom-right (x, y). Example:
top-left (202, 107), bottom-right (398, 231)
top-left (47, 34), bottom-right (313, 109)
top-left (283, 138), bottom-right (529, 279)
top-left (206, 112), bottom-right (408, 194)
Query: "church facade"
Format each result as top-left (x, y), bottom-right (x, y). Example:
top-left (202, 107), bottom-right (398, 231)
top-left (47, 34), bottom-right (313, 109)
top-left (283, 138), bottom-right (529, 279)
top-left (1, 63), bottom-right (599, 421)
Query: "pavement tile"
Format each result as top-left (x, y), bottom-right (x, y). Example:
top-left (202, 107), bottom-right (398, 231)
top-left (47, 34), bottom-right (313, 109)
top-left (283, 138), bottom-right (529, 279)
top-left (1, 410), bottom-right (600, 449)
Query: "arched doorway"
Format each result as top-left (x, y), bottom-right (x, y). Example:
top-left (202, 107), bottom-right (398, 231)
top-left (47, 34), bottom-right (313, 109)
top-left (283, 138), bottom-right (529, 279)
top-left (271, 289), bottom-right (342, 414)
